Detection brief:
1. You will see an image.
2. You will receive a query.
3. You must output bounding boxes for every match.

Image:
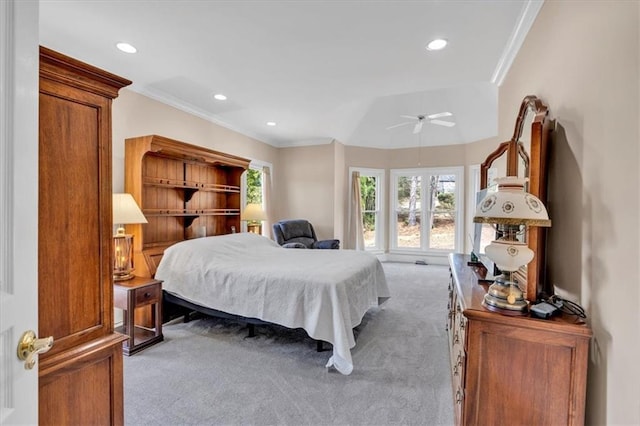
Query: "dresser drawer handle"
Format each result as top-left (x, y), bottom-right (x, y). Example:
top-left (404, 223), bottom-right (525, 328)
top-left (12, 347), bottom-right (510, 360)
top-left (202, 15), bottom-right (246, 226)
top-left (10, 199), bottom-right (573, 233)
top-left (144, 292), bottom-right (151, 298)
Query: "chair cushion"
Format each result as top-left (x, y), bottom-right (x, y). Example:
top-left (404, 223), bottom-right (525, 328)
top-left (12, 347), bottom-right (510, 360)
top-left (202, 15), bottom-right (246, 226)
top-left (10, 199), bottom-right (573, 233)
top-left (280, 220), bottom-right (314, 240)
top-left (282, 242), bottom-right (308, 249)
top-left (313, 239), bottom-right (340, 249)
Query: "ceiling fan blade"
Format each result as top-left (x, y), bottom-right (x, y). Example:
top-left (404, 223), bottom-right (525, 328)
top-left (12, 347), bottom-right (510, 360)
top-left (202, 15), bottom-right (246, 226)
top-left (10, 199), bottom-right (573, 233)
top-left (386, 122), bottom-right (413, 130)
top-left (399, 115), bottom-right (420, 120)
top-left (413, 121), bottom-right (423, 134)
top-left (430, 119), bottom-right (456, 127)
top-left (427, 111), bottom-right (453, 119)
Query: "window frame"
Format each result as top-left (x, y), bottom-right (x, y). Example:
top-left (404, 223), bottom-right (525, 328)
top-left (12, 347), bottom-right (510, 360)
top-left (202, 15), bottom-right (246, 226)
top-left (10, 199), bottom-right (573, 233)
top-left (389, 166), bottom-right (464, 255)
top-left (240, 159), bottom-right (272, 233)
top-left (467, 164), bottom-right (481, 254)
top-left (349, 167), bottom-right (385, 253)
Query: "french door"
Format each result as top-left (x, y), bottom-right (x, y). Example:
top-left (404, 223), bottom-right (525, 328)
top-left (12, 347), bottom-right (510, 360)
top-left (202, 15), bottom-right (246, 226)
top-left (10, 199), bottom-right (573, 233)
top-left (390, 167), bottom-right (464, 254)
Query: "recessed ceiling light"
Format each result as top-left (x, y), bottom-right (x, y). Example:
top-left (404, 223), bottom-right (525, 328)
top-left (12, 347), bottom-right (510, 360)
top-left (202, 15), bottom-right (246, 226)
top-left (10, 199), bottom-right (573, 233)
top-left (116, 42), bottom-right (137, 54)
top-left (266, 122), bottom-right (276, 126)
top-left (213, 93), bottom-right (227, 101)
top-left (426, 38), bottom-right (448, 51)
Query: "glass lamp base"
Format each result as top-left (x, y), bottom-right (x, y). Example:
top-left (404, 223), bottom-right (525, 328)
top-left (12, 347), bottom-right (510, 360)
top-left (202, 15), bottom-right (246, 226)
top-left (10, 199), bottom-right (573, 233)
top-left (247, 223), bottom-right (262, 234)
top-left (113, 272), bottom-right (135, 282)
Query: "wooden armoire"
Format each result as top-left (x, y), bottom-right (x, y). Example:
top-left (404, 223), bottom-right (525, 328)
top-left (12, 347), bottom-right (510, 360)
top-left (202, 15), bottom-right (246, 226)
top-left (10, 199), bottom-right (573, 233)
top-left (38, 46), bottom-right (130, 425)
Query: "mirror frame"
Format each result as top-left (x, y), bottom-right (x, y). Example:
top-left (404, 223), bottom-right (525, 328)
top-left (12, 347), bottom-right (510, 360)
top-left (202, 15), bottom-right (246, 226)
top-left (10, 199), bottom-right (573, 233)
top-left (480, 95), bottom-right (552, 302)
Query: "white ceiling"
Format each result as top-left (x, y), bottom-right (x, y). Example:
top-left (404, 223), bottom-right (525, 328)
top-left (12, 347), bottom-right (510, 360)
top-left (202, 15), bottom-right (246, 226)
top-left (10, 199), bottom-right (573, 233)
top-left (39, 0), bottom-right (542, 149)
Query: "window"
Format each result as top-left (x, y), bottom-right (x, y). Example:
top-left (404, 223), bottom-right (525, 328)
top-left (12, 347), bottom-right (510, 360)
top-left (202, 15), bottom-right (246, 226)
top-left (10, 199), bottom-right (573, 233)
top-left (241, 160), bottom-right (272, 232)
top-left (245, 168), bottom-right (263, 205)
top-left (390, 167), bottom-right (464, 253)
top-left (350, 168), bottom-right (385, 252)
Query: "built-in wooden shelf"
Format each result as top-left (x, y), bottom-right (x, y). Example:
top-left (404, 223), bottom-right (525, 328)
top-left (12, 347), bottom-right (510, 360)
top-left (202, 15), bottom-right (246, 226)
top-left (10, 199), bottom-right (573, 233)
top-left (125, 134), bottom-right (250, 279)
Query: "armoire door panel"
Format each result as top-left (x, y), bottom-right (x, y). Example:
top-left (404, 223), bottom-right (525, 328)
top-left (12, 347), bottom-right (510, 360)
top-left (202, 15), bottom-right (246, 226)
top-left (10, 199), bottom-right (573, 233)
top-left (38, 84), bottom-right (110, 355)
top-left (39, 336), bottom-right (125, 426)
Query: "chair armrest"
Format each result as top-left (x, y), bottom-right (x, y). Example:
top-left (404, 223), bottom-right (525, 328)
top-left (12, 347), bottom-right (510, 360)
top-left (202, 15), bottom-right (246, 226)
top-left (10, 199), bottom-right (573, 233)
top-left (312, 239), bottom-right (340, 249)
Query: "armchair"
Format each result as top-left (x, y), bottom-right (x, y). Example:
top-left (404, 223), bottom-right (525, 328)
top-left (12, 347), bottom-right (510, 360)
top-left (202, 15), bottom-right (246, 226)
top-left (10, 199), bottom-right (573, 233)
top-left (272, 219), bottom-right (340, 249)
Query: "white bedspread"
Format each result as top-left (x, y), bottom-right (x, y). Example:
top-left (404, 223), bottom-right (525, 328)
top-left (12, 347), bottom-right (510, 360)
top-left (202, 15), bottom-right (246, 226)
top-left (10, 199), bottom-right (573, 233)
top-left (155, 232), bottom-right (390, 375)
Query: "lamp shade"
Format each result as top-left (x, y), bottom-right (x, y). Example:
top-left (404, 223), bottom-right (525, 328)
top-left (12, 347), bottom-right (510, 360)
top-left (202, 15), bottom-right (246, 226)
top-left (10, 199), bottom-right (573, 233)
top-left (113, 193), bottom-right (147, 225)
top-left (473, 177), bottom-right (551, 227)
top-left (241, 203), bottom-right (266, 222)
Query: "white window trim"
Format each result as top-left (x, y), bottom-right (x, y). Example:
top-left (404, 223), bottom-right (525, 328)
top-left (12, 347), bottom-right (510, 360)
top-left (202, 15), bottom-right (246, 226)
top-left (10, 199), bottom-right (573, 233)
top-left (389, 166), bottom-right (464, 259)
top-left (467, 165), bottom-right (481, 254)
top-left (241, 159), bottom-right (273, 232)
top-left (349, 167), bottom-right (385, 253)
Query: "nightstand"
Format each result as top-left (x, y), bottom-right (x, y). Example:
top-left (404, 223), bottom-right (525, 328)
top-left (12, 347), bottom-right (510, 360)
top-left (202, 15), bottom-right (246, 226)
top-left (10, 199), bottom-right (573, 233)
top-left (113, 276), bottom-right (163, 355)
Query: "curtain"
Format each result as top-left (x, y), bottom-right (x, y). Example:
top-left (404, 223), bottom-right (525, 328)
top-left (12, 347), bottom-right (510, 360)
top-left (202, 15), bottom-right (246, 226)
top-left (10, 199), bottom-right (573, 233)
top-left (263, 166), bottom-right (273, 239)
top-left (348, 171), bottom-right (365, 250)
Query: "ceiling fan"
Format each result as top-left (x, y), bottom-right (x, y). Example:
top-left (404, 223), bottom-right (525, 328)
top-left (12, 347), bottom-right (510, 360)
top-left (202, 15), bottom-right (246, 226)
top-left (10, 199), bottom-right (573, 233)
top-left (386, 112), bottom-right (456, 134)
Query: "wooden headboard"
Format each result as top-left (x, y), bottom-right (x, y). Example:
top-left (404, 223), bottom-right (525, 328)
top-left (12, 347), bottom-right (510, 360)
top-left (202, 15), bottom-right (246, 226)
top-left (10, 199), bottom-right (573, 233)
top-left (142, 245), bottom-right (171, 278)
top-left (125, 135), bottom-right (250, 277)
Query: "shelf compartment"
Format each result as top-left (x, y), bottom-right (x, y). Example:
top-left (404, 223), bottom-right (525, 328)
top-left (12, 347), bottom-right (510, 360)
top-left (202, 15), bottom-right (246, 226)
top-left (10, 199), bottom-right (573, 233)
top-left (143, 209), bottom-right (240, 216)
top-left (143, 176), bottom-right (240, 193)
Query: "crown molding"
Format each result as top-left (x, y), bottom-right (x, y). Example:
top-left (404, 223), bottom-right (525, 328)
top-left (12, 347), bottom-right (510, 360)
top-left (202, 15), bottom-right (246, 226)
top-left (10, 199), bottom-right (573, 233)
top-left (491, 0), bottom-right (544, 86)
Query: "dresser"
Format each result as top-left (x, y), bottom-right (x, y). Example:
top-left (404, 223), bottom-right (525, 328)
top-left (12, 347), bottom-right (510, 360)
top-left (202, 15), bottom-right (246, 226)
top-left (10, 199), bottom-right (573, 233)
top-left (447, 253), bottom-right (591, 426)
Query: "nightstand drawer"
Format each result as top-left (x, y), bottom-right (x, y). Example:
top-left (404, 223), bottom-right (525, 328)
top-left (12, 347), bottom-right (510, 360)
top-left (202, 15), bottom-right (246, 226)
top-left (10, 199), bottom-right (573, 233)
top-left (134, 285), bottom-right (160, 306)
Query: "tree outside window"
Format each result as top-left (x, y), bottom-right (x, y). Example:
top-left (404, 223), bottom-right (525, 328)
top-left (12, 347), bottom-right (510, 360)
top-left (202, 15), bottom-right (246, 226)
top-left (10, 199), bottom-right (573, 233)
top-left (245, 168), bottom-right (262, 205)
top-left (353, 168), bottom-right (384, 252)
top-left (360, 175), bottom-right (377, 248)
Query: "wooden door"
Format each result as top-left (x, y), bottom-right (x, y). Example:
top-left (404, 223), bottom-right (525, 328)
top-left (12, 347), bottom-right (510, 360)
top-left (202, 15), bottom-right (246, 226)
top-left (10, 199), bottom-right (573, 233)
top-left (37, 47), bottom-right (130, 425)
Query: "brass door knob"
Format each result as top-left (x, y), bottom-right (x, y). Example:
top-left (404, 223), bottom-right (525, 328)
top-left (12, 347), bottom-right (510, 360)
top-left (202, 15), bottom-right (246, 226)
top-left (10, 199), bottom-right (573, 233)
top-left (17, 330), bottom-right (54, 370)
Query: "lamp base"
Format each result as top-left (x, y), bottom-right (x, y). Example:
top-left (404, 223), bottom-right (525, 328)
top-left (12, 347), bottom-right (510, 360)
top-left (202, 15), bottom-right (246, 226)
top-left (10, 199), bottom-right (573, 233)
top-left (113, 272), bottom-right (135, 282)
top-left (247, 223), bottom-right (262, 234)
top-left (482, 278), bottom-right (529, 316)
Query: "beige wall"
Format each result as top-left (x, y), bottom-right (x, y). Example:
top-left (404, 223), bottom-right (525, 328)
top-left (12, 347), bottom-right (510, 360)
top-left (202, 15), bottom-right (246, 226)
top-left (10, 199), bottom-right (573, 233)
top-left (273, 143), bottom-right (337, 240)
top-left (333, 141), bottom-right (346, 242)
top-left (499, 2), bottom-right (639, 424)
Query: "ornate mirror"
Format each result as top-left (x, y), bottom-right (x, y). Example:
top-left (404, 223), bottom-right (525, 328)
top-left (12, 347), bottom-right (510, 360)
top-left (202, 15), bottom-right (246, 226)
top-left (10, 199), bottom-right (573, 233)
top-left (479, 95), bottom-right (552, 302)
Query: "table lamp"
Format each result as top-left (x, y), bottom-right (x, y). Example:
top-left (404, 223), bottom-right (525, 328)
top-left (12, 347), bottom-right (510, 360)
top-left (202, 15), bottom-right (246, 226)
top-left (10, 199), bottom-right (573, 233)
top-left (241, 203), bottom-right (266, 234)
top-left (473, 177), bottom-right (551, 315)
top-left (113, 193), bottom-right (147, 281)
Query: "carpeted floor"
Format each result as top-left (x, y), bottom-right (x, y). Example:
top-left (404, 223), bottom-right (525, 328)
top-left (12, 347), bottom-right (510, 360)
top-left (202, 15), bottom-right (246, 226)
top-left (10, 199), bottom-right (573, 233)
top-left (123, 261), bottom-right (454, 426)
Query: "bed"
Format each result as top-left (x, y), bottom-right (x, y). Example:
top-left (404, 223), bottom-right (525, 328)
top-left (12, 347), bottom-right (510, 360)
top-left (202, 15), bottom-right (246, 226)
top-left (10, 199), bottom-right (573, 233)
top-left (153, 232), bottom-right (390, 375)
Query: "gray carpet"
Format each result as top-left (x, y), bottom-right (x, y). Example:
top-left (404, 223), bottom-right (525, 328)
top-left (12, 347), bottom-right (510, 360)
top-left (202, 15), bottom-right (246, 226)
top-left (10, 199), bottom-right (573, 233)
top-left (123, 262), bottom-right (454, 426)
